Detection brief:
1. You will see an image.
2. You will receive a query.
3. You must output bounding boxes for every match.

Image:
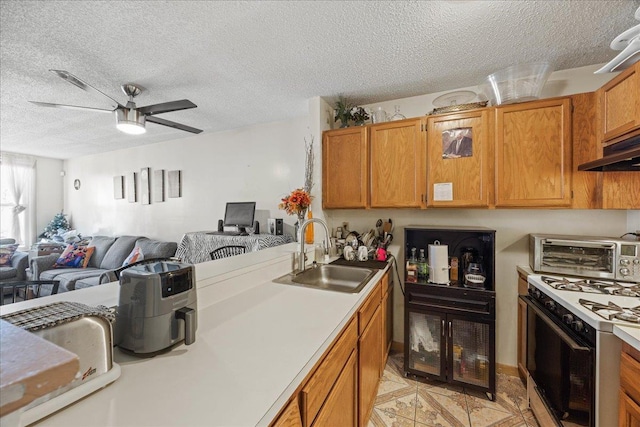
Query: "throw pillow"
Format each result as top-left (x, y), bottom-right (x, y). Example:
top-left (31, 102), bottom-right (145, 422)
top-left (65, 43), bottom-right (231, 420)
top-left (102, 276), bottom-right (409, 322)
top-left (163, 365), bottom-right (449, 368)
top-left (122, 247), bottom-right (144, 267)
top-left (54, 244), bottom-right (95, 268)
top-left (0, 244), bottom-right (18, 266)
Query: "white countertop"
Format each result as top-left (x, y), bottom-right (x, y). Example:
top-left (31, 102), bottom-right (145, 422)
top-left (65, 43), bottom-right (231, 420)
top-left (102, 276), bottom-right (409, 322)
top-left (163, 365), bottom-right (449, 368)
top-left (614, 325), bottom-right (640, 352)
top-left (0, 243), bottom-right (395, 427)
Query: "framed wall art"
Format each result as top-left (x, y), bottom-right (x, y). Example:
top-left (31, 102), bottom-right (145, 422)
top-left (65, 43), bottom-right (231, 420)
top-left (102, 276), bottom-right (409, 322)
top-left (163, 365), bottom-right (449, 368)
top-left (168, 170), bottom-right (182, 198)
top-left (113, 175), bottom-right (124, 199)
top-left (153, 169), bottom-right (165, 202)
top-left (140, 167), bottom-right (151, 205)
top-left (127, 172), bottom-right (137, 203)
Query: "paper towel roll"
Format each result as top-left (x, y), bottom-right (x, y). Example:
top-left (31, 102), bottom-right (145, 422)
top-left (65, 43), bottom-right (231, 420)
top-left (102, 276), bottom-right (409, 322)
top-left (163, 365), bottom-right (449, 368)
top-left (428, 241), bottom-right (449, 284)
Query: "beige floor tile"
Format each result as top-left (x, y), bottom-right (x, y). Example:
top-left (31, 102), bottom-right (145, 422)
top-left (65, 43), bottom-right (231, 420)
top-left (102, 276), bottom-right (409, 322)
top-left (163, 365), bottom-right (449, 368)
top-left (417, 379), bottom-right (466, 397)
top-left (383, 364), bottom-right (418, 387)
top-left (465, 389), bottom-right (518, 416)
top-left (378, 377), bottom-right (417, 398)
top-left (495, 374), bottom-right (527, 411)
top-left (418, 387), bottom-right (470, 427)
top-left (372, 407), bottom-right (416, 427)
top-left (519, 409), bottom-right (539, 427)
top-left (375, 390), bottom-right (418, 422)
top-left (414, 391), bottom-right (460, 427)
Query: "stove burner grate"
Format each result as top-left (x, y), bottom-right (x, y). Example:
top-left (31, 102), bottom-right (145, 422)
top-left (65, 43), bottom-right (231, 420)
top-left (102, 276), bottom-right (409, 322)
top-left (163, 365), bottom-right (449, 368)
top-left (579, 299), bottom-right (640, 324)
top-left (541, 276), bottom-right (640, 296)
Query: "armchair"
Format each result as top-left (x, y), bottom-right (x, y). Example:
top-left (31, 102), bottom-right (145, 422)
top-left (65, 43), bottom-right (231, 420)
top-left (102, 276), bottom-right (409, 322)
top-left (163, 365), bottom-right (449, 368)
top-left (0, 239), bottom-right (29, 282)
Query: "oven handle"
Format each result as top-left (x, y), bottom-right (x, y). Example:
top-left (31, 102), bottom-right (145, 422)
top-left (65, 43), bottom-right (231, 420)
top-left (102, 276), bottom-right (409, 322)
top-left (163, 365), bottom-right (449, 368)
top-left (524, 297), bottom-right (591, 352)
top-left (543, 238), bottom-right (616, 250)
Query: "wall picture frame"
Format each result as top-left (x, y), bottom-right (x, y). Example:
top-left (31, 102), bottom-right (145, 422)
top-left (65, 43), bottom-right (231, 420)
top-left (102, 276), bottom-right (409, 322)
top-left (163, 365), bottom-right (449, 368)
top-left (127, 172), bottom-right (137, 203)
top-left (168, 170), bottom-right (182, 198)
top-left (113, 175), bottom-right (124, 199)
top-left (140, 167), bottom-right (151, 205)
top-left (154, 169), bottom-right (165, 202)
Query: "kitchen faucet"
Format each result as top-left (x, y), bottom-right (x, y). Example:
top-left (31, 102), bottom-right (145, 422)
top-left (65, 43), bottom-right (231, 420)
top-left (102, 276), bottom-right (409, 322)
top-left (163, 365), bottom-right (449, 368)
top-left (295, 218), bottom-right (332, 274)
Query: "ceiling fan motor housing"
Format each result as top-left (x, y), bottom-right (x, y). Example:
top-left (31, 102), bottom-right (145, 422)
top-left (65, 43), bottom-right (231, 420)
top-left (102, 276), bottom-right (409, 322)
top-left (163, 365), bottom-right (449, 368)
top-left (115, 107), bottom-right (146, 134)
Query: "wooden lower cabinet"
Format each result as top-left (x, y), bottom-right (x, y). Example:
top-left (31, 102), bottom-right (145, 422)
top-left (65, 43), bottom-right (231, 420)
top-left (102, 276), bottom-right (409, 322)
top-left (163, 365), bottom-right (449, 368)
top-left (272, 397), bottom-right (303, 427)
top-left (313, 351), bottom-right (358, 427)
top-left (620, 344), bottom-right (640, 427)
top-left (381, 271), bottom-right (393, 370)
top-left (271, 272), bottom-right (389, 427)
top-left (359, 305), bottom-right (383, 426)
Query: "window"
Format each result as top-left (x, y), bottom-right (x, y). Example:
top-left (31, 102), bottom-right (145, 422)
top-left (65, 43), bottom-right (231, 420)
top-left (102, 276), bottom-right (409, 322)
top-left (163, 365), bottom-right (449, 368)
top-left (0, 153), bottom-right (36, 248)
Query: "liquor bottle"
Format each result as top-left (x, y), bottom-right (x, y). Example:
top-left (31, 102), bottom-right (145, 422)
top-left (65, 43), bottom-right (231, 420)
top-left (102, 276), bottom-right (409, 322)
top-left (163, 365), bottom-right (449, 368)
top-left (406, 247), bottom-right (418, 283)
top-left (418, 249), bottom-right (428, 282)
top-left (305, 209), bottom-right (314, 244)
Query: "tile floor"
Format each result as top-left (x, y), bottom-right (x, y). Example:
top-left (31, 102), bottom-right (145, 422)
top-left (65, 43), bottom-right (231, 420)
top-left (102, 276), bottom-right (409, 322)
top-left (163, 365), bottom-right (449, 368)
top-left (368, 351), bottom-right (539, 427)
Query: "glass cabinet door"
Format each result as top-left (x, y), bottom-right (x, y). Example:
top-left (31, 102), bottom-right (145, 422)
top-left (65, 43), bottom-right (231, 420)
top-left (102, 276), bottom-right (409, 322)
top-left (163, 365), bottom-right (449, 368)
top-left (407, 310), bottom-right (444, 378)
top-left (449, 317), bottom-right (490, 388)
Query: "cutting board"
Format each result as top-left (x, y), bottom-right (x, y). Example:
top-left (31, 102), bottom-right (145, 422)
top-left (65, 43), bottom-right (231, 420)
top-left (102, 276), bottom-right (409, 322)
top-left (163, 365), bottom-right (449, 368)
top-left (0, 319), bottom-right (79, 417)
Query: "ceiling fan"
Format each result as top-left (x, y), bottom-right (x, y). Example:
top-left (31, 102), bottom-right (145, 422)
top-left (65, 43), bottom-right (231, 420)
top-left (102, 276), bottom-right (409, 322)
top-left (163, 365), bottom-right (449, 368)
top-left (595, 6), bottom-right (640, 74)
top-left (29, 69), bottom-right (202, 135)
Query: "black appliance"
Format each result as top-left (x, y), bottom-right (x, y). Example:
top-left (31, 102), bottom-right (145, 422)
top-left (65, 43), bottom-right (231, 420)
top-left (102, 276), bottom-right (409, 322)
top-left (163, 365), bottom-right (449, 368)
top-left (522, 284), bottom-right (595, 426)
top-left (404, 226), bottom-right (496, 399)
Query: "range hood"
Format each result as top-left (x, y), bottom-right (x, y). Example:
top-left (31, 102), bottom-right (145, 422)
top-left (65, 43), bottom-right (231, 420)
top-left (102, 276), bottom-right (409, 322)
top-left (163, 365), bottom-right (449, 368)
top-left (578, 133), bottom-right (640, 172)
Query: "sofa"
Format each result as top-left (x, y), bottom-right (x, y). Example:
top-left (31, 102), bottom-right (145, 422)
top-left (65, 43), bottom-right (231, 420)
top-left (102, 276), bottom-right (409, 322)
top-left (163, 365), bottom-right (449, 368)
top-left (0, 238), bottom-right (29, 282)
top-left (28, 235), bottom-right (177, 293)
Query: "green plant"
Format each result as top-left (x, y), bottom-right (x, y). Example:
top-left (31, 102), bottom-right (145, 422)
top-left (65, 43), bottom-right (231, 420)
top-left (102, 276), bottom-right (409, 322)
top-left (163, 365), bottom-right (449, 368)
top-left (333, 96), bottom-right (354, 126)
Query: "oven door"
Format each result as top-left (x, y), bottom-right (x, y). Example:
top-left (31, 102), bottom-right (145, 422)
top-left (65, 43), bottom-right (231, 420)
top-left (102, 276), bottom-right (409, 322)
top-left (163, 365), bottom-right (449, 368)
top-left (523, 296), bottom-right (595, 427)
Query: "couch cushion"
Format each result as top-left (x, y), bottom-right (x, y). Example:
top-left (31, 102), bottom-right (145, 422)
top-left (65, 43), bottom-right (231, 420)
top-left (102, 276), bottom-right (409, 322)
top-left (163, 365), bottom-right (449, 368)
top-left (88, 236), bottom-right (117, 268)
top-left (0, 266), bottom-right (17, 280)
top-left (122, 247), bottom-right (144, 266)
top-left (134, 238), bottom-right (177, 260)
top-left (54, 244), bottom-right (95, 268)
top-left (40, 268), bottom-right (103, 292)
top-left (75, 275), bottom-right (103, 289)
top-left (100, 236), bottom-right (140, 270)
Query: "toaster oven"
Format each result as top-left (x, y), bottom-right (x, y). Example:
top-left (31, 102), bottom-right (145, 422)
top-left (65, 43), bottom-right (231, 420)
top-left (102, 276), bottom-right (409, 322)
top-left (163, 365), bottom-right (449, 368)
top-left (529, 234), bottom-right (640, 283)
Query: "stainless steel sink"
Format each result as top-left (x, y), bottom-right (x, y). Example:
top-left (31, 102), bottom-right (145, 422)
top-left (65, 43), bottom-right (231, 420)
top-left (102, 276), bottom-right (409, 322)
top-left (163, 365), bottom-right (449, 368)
top-left (273, 264), bottom-right (376, 294)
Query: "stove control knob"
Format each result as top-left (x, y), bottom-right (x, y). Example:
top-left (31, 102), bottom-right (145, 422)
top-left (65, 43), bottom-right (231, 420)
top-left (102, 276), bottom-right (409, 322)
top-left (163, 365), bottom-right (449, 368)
top-left (573, 320), bottom-right (584, 332)
top-left (533, 289), bottom-right (542, 299)
top-left (620, 259), bottom-right (630, 266)
top-left (562, 314), bottom-right (574, 324)
top-left (633, 259), bottom-right (639, 265)
top-left (620, 267), bottom-right (630, 276)
top-left (545, 301), bottom-right (556, 311)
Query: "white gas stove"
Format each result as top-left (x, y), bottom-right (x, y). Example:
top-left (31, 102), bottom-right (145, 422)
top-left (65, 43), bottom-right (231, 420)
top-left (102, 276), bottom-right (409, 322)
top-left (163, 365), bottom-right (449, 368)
top-left (525, 274), bottom-right (640, 427)
top-left (527, 274), bottom-right (640, 333)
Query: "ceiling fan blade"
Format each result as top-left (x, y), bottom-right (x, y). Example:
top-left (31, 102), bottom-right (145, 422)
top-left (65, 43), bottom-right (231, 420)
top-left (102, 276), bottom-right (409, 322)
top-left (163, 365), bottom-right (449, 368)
top-left (146, 116), bottom-right (202, 134)
top-left (29, 101), bottom-right (114, 113)
top-left (49, 69), bottom-right (123, 108)
top-left (137, 99), bottom-right (197, 115)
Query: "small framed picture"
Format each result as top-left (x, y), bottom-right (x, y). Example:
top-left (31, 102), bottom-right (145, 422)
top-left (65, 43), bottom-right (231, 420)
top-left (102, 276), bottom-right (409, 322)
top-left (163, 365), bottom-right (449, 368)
top-left (153, 169), bottom-right (165, 202)
top-left (442, 127), bottom-right (473, 159)
top-left (140, 167), bottom-right (151, 205)
top-left (127, 172), bottom-right (137, 203)
top-left (113, 176), bottom-right (124, 199)
top-left (168, 170), bottom-right (182, 198)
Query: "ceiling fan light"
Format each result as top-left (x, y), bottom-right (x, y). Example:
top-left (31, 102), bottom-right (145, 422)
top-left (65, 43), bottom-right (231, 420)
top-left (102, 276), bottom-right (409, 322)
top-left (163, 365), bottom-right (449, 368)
top-left (115, 108), bottom-right (146, 135)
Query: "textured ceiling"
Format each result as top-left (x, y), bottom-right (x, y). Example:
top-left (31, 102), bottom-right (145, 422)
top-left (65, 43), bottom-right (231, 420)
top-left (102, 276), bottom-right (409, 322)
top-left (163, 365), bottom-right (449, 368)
top-left (1, 0), bottom-right (638, 159)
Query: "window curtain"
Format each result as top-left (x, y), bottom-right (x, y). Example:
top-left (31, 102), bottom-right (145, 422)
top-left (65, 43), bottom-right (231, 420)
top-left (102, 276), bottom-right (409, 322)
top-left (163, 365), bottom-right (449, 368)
top-left (1, 152), bottom-right (36, 248)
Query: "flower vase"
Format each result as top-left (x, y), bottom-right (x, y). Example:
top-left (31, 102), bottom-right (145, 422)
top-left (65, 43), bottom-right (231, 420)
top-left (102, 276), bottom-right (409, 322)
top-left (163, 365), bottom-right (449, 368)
top-left (340, 115), bottom-right (350, 128)
top-left (294, 210), bottom-right (306, 241)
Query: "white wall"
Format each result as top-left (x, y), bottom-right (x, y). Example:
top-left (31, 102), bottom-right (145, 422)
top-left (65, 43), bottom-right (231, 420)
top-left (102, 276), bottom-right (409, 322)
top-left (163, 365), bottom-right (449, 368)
top-left (64, 117), bottom-right (310, 243)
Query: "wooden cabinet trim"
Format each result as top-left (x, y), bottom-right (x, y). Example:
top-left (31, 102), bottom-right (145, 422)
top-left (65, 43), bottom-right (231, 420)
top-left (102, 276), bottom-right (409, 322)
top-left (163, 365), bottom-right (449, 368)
top-left (601, 62), bottom-right (640, 142)
top-left (358, 279), bottom-right (382, 335)
top-left (621, 351), bottom-right (640, 405)
top-left (619, 388), bottom-right (640, 427)
top-left (271, 396), bottom-right (303, 427)
top-left (301, 317), bottom-right (358, 427)
top-left (358, 304), bottom-right (383, 427)
top-left (311, 350), bottom-right (358, 427)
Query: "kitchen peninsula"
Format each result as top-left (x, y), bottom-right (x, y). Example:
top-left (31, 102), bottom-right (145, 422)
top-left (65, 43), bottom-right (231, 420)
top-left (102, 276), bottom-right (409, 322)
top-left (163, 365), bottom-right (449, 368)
top-left (0, 243), bottom-right (394, 426)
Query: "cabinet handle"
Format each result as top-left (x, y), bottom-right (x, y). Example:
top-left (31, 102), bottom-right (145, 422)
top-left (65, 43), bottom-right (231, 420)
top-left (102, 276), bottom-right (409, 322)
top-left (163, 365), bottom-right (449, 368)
top-left (442, 319), bottom-right (445, 337)
top-left (449, 321), bottom-right (452, 338)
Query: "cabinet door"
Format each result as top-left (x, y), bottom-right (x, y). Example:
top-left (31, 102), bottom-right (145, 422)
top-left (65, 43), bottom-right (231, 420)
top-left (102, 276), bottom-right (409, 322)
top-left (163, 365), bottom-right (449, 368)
top-left (359, 305), bottom-right (383, 427)
top-left (381, 272), bottom-right (393, 370)
top-left (427, 110), bottom-right (491, 207)
top-left (370, 119), bottom-right (426, 208)
top-left (601, 62), bottom-right (640, 142)
top-left (405, 310), bottom-right (446, 381)
top-left (495, 98), bottom-right (572, 207)
top-left (272, 397), bottom-right (303, 427)
top-left (448, 316), bottom-right (492, 389)
top-left (619, 389), bottom-right (640, 427)
top-left (322, 127), bottom-right (368, 208)
top-left (313, 351), bottom-right (358, 427)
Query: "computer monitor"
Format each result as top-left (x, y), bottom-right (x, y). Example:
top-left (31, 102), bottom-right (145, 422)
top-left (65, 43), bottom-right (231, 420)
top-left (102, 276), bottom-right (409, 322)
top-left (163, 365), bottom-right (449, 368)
top-left (223, 202), bottom-right (256, 235)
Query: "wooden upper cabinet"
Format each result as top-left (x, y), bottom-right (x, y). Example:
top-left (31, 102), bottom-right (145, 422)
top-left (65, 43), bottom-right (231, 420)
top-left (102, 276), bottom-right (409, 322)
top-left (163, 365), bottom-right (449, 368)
top-left (600, 61), bottom-right (640, 142)
top-left (322, 127), bottom-right (368, 209)
top-left (426, 109), bottom-right (491, 207)
top-left (494, 98), bottom-right (572, 207)
top-left (370, 118), bottom-right (426, 208)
